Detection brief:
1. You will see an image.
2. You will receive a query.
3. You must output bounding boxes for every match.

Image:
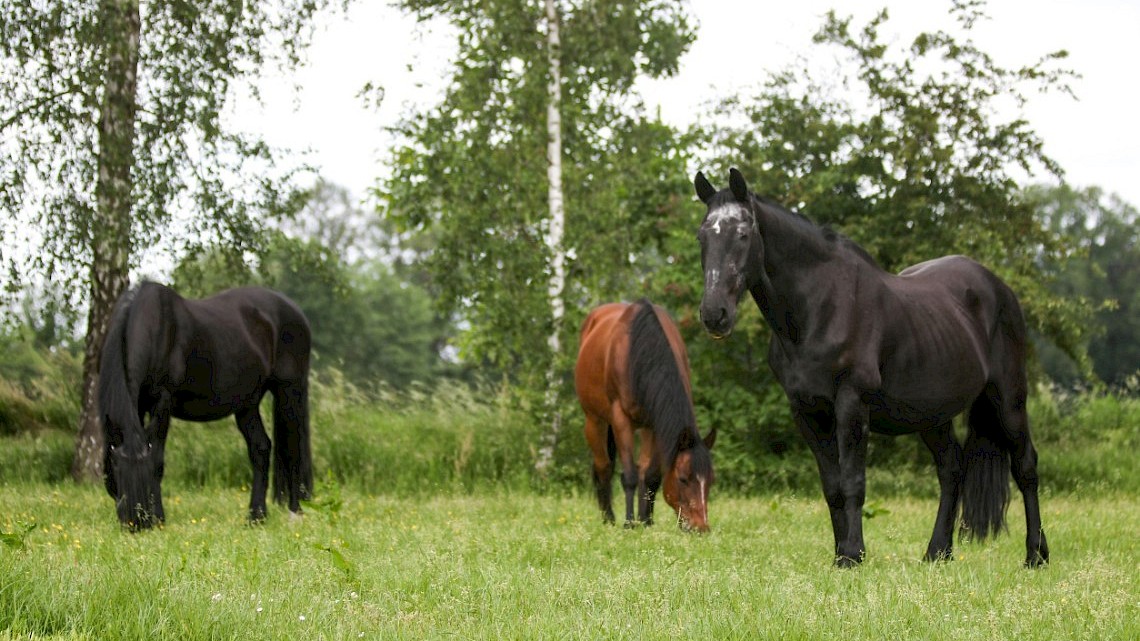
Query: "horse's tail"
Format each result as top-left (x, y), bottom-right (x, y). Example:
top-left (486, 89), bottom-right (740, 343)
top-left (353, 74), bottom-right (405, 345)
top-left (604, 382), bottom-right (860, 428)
top-left (627, 299), bottom-right (699, 470)
top-left (960, 394), bottom-right (1012, 541)
top-left (960, 273), bottom-right (1028, 541)
top-left (99, 285), bottom-right (142, 496)
top-left (272, 378), bottom-right (312, 506)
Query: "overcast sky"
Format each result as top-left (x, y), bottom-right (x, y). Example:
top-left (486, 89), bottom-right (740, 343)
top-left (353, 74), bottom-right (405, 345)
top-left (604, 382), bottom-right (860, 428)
top-left (229, 0), bottom-right (1140, 208)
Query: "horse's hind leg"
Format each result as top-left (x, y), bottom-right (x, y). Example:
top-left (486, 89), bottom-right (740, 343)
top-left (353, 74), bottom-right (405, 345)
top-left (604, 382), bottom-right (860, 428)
top-left (609, 407), bottom-right (639, 528)
top-left (920, 421), bottom-right (963, 562)
top-left (584, 413), bottom-right (615, 523)
top-left (147, 390), bottom-right (173, 524)
top-left (993, 388), bottom-right (1049, 567)
top-left (236, 406), bottom-right (272, 523)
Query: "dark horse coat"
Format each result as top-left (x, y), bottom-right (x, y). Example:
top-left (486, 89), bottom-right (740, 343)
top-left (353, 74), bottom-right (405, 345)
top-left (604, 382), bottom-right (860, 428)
top-left (100, 282), bottom-right (312, 529)
top-left (694, 169), bottom-right (1048, 567)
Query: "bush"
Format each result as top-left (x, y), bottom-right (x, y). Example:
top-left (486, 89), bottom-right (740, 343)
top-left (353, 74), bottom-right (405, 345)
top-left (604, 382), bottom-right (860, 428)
top-left (1, 342), bottom-right (1137, 499)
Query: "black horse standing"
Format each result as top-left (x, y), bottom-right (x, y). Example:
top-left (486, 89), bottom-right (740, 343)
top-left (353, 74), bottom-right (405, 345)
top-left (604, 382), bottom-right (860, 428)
top-left (100, 282), bottom-right (313, 530)
top-left (693, 168), bottom-right (1049, 567)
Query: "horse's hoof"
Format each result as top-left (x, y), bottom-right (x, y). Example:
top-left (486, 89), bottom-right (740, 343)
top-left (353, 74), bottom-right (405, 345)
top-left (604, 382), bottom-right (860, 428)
top-left (1024, 552), bottom-right (1049, 568)
top-left (923, 549), bottom-right (954, 563)
top-left (834, 552), bottom-right (863, 568)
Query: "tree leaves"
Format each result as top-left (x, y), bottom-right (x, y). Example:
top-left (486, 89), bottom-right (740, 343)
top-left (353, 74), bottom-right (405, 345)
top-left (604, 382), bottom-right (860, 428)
top-left (381, 0), bottom-right (695, 388)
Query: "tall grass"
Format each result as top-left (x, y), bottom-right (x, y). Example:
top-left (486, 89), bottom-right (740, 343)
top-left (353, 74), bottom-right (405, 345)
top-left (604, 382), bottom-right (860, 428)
top-left (1, 359), bottom-right (1138, 497)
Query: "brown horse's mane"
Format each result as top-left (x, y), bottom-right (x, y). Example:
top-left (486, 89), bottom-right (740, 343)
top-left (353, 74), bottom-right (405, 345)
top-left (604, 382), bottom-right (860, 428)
top-left (626, 299), bottom-right (711, 475)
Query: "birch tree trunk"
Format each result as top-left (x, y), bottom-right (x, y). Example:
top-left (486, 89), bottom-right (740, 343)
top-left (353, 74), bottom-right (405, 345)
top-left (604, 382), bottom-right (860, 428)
top-left (536, 0), bottom-right (566, 472)
top-left (72, 0), bottom-right (140, 481)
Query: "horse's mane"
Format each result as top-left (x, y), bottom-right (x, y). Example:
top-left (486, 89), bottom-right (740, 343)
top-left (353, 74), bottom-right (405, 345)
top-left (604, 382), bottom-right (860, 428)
top-left (99, 284), bottom-right (144, 457)
top-left (706, 189), bottom-right (881, 268)
top-left (626, 299), bottom-right (710, 475)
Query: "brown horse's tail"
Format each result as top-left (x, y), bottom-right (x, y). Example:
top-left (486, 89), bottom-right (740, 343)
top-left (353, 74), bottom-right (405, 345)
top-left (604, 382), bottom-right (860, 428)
top-left (627, 299), bottom-right (705, 472)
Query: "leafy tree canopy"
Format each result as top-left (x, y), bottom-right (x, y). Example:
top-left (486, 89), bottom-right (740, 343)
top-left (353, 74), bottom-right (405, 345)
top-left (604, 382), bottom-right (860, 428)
top-left (1028, 184), bottom-right (1140, 386)
top-left (381, 0), bottom-right (696, 391)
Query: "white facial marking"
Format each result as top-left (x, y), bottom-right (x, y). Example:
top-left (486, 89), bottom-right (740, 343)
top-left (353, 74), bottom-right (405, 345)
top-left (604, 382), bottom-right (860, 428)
top-left (707, 268), bottom-right (720, 289)
top-left (706, 203), bottom-right (747, 234)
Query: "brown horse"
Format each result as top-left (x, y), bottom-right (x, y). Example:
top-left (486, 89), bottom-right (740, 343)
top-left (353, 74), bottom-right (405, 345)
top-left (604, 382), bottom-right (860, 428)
top-left (575, 299), bottom-right (716, 531)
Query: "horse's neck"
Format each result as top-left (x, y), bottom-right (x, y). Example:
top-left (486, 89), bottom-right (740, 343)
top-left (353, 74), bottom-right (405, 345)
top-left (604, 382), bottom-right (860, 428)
top-left (749, 202), bottom-right (849, 342)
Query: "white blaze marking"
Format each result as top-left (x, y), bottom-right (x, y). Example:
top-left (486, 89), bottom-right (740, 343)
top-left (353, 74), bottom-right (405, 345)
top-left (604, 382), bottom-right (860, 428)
top-left (707, 268), bottom-right (720, 288)
top-left (706, 203), bottom-right (747, 235)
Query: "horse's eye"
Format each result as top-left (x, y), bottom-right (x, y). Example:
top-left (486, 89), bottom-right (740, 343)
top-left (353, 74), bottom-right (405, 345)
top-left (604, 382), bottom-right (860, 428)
top-left (679, 476), bottom-right (690, 486)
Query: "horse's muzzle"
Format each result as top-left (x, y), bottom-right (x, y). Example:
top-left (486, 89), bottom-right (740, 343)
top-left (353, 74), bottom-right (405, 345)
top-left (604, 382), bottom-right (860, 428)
top-left (699, 303), bottom-right (734, 340)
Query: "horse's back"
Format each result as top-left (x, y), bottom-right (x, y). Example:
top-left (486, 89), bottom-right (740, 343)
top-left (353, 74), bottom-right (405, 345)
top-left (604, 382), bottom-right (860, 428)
top-left (125, 283), bottom-right (310, 419)
top-left (870, 255), bottom-right (1028, 428)
top-left (575, 301), bottom-right (691, 423)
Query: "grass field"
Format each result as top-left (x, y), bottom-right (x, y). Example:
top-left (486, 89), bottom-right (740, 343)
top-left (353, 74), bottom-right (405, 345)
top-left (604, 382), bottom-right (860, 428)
top-left (2, 482), bottom-right (1136, 640)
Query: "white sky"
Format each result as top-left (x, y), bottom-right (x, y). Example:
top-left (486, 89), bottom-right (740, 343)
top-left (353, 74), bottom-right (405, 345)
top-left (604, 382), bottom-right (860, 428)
top-left (233, 0), bottom-right (1139, 207)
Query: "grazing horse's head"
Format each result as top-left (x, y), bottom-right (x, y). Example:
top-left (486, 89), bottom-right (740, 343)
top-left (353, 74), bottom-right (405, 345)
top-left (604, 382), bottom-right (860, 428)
top-left (694, 168), bottom-right (759, 340)
top-left (662, 427), bottom-right (717, 532)
top-left (105, 443), bottom-right (163, 531)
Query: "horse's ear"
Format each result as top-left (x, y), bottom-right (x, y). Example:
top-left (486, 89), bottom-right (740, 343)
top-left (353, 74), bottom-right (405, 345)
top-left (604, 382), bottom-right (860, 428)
top-left (703, 426), bottom-right (717, 449)
top-left (694, 171), bottom-right (717, 204)
top-left (729, 168), bottom-right (748, 202)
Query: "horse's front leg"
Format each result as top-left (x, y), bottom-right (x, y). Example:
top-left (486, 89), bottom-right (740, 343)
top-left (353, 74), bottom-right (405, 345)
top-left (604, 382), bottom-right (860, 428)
top-left (148, 390), bottom-right (173, 524)
top-left (795, 408), bottom-right (846, 558)
top-left (636, 427), bottom-right (658, 526)
top-left (833, 386), bottom-right (870, 567)
top-left (236, 406), bottom-right (272, 523)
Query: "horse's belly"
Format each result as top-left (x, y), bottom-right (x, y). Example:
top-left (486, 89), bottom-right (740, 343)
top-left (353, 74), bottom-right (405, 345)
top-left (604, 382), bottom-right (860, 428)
top-left (169, 370), bottom-right (267, 422)
top-left (868, 392), bottom-right (972, 434)
top-left (172, 399), bottom-right (236, 423)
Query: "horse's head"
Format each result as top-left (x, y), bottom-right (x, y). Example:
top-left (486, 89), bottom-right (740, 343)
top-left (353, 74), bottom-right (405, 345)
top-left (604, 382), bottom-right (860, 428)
top-left (662, 427), bottom-right (717, 532)
top-left (694, 168), bottom-right (760, 340)
top-left (106, 443), bottom-right (163, 531)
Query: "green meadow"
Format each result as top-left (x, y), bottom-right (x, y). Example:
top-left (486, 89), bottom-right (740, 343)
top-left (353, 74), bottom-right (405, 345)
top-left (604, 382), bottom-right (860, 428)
top-left (1, 486), bottom-right (1136, 640)
top-left (2, 383), bottom-right (1138, 640)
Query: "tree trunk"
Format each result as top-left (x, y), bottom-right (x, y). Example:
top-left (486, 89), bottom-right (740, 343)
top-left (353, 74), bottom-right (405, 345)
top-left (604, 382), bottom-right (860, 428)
top-left (72, 0), bottom-right (140, 482)
top-left (536, 0), bottom-right (565, 472)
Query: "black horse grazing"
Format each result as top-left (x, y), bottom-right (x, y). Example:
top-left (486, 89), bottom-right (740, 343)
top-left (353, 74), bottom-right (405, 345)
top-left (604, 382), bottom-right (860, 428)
top-left (693, 168), bottom-right (1049, 568)
top-left (100, 282), bottom-right (313, 530)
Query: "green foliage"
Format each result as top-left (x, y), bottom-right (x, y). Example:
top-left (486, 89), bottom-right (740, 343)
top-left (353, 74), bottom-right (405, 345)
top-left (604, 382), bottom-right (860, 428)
top-left (1028, 380), bottom-right (1140, 494)
top-left (0, 327), bottom-right (81, 436)
top-left (3, 341), bottom-right (1137, 496)
top-left (0, 520), bottom-right (35, 551)
top-left (0, 0), bottom-right (341, 311)
top-left (1027, 184), bottom-right (1140, 385)
top-left (170, 231), bottom-right (454, 389)
top-left (381, 0), bottom-right (696, 392)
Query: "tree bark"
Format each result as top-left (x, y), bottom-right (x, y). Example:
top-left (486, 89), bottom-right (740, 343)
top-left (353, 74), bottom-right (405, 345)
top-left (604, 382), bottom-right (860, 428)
top-left (536, 0), bottom-right (565, 472)
top-left (72, 0), bottom-right (140, 482)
